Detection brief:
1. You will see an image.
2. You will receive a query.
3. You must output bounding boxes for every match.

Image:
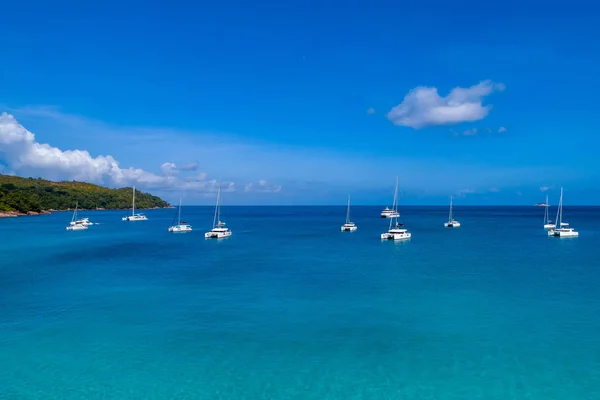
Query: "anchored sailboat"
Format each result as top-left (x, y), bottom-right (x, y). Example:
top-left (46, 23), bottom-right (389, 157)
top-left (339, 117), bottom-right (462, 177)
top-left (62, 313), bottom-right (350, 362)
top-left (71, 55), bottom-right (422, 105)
top-left (543, 195), bottom-right (555, 229)
top-left (122, 186), bottom-right (148, 221)
top-left (444, 196), bottom-right (461, 228)
top-left (168, 198), bottom-right (192, 232)
top-left (549, 188), bottom-right (578, 237)
top-left (341, 195), bottom-right (357, 232)
top-left (66, 201), bottom-right (88, 231)
top-left (381, 177), bottom-right (400, 218)
top-left (205, 183), bottom-right (232, 239)
top-left (381, 178), bottom-right (411, 240)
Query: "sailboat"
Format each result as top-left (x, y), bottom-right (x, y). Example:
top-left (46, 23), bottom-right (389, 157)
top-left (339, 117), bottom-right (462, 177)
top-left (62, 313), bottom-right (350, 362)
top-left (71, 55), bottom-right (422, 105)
top-left (122, 186), bottom-right (148, 221)
top-left (543, 195), bottom-right (555, 229)
top-left (549, 188), bottom-right (578, 237)
top-left (168, 198), bottom-right (192, 232)
top-left (444, 196), bottom-right (461, 227)
top-left (380, 177), bottom-right (401, 218)
top-left (66, 201), bottom-right (88, 231)
top-left (340, 195), bottom-right (357, 231)
top-left (381, 177), bottom-right (411, 240)
top-left (205, 183), bottom-right (232, 239)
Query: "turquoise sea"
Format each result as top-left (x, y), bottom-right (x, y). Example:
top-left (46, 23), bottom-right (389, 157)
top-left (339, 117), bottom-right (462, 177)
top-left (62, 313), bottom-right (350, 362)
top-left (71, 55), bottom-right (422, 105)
top-left (1, 206), bottom-right (600, 399)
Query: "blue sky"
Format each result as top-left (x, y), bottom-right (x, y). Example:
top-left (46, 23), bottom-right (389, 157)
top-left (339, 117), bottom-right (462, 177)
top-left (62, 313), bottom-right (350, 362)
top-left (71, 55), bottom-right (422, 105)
top-left (1, 1), bottom-right (598, 205)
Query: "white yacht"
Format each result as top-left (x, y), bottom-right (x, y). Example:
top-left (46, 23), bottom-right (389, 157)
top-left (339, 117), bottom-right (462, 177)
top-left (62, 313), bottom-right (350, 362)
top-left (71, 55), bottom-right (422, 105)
top-left (542, 195), bottom-right (555, 229)
top-left (168, 198), bottom-right (192, 232)
top-left (381, 178), bottom-right (411, 240)
top-left (122, 186), bottom-right (148, 221)
top-left (549, 188), bottom-right (578, 237)
top-left (205, 184), bottom-right (232, 239)
top-left (341, 195), bottom-right (357, 232)
top-left (381, 177), bottom-right (401, 218)
top-left (66, 202), bottom-right (88, 231)
top-left (72, 217), bottom-right (93, 227)
top-left (444, 196), bottom-right (461, 227)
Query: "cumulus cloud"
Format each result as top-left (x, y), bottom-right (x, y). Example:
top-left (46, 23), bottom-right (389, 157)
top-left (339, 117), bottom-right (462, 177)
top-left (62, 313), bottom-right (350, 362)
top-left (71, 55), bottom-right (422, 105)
top-left (244, 179), bottom-right (282, 193)
top-left (0, 112), bottom-right (239, 194)
top-left (387, 80), bottom-right (505, 129)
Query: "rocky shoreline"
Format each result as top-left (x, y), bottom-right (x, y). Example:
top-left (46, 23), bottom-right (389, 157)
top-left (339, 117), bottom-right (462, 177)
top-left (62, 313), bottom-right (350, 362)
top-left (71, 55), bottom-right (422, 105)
top-left (0, 206), bottom-right (174, 218)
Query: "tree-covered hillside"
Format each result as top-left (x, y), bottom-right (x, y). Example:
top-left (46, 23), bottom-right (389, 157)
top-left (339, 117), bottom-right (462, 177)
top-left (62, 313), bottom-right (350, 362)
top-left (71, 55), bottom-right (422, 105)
top-left (0, 175), bottom-right (170, 213)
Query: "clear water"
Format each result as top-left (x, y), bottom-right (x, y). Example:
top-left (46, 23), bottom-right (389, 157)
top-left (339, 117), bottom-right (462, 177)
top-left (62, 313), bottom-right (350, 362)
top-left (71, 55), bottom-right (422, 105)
top-left (1, 206), bottom-right (599, 399)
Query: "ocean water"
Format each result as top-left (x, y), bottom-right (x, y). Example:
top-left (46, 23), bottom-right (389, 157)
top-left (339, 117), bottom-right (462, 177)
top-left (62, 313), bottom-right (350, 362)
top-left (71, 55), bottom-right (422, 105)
top-left (1, 206), bottom-right (600, 399)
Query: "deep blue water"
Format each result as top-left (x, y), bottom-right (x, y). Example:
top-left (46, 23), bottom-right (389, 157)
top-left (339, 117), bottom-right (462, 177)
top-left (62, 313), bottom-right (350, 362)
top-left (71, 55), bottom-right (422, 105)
top-left (1, 206), bottom-right (600, 399)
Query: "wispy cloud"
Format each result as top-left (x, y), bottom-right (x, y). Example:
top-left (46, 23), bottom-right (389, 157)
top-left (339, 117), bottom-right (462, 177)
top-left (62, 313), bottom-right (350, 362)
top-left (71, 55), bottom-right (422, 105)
top-left (498, 126), bottom-right (507, 133)
top-left (244, 179), bottom-right (282, 193)
top-left (540, 186), bottom-right (550, 192)
top-left (366, 107), bottom-right (376, 114)
top-left (387, 80), bottom-right (505, 129)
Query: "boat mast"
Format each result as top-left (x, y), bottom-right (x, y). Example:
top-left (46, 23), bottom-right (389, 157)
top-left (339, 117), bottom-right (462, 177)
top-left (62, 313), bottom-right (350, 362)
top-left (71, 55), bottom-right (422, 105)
top-left (555, 188), bottom-right (563, 228)
top-left (544, 194), bottom-right (549, 224)
top-left (72, 201), bottom-right (78, 222)
top-left (177, 197), bottom-right (182, 224)
top-left (132, 186), bottom-right (136, 216)
top-left (212, 184), bottom-right (220, 229)
top-left (346, 195), bottom-right (351, 224)
top-left (393, 176), bottom-right (399, 212)
top-left (449, 196), bottom-right (453, 222)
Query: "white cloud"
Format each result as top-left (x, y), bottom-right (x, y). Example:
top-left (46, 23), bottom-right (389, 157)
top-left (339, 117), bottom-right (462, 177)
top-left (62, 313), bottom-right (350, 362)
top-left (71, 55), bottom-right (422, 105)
top-left (498, 126), bottom-right (507, 133)
top-left (540, 186), bottom-right (550, 192)
top-left (462, 128), bottom-right (478, 136)
top-left (387, 80), bottom-right (505, 129)
top-left (0, 112), bottom-right (232, 193)
top-left (245, 179), bottom-right (282, 193)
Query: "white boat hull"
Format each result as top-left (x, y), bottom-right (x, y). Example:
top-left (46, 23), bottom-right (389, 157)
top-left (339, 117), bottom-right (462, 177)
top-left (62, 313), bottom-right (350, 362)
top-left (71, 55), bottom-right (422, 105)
top-left (550, 228), bottom-right (579, 237)
top-left (66, 224), bottom-right (88, 231)
top-left (205, 229), bottom-right (232, 239)
top-left (544, 223), bottom-right (556, 229)
top-left (444, 221), bottom-right (461, 228)
top-left (169, 224), bottom-right (192, 232)
top-left (122, 215), bottom-right (148, 221)
top-left (341, 224), bottom-right (357, 232)
top-left (381, 212), bottom-right (400, 218)
top-left (381, 229), bottom-right (411, 240)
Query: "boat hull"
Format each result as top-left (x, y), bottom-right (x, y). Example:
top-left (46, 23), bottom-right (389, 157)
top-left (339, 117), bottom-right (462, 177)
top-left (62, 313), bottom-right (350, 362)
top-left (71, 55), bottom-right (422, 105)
top-left (205, 230), bottom-right (232, 239)
top-left (122, 215), bottom-right (148, 221)
top-left (381, 230), bottom-right (411, 240)
top-left (444, 221), bottom-right (461, 228)
top-left (66, 224), bottom-right (88, 231)
top-left (544, 223), bottom-right (556, 229)
top-left (169, 225), bottom-right (192, 232)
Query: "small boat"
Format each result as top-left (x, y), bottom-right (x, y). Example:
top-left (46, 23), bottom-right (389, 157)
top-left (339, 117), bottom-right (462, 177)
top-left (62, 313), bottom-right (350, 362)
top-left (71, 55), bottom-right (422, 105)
top-left (381, 177), bottom-right (400, 218)
top-left (549, 188), bottom-right (578, 238)
top-left (72, 217), bottom-right (93, 227)
top-left (122, 186), bottom-right (148, 221)
top-left (341, 195), bottom-right (357, 232)
top-left (542, 195), bottom-right (555, 229)
top-left (205, 184), bottom-right (232, 239)
top-left (168, 198), bottom-right (192, 232)
top-left (381, 178), bottom-right (411, 240)
top-left (66, 201), bottom-right (88, 231)
top-left (444, 196), bottom-right (461, 227)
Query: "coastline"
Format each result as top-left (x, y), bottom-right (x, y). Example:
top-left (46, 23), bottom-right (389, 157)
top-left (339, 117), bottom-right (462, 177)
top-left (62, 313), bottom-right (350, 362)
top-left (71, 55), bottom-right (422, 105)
top-left (0, 206), bottom-right (174, 218)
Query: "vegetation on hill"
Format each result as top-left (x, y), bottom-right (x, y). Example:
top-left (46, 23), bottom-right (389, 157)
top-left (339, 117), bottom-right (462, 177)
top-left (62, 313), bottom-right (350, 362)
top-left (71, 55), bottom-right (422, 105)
top-left (0, 174), bottom-right (170, 213)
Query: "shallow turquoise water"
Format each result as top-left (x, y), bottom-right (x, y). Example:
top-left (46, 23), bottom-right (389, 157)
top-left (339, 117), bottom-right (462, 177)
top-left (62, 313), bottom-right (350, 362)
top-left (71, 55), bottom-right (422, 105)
top-left (1, 206), bottom-right (599, 399)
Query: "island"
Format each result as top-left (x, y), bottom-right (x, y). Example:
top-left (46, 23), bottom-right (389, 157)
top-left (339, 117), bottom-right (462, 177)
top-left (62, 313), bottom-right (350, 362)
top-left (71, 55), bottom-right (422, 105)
top-left (0, 174), bottom-right (171, 217)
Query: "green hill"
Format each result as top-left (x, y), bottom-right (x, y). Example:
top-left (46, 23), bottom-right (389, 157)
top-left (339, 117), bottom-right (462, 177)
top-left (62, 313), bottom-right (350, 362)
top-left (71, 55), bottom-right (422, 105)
top-left (0, 174), bottom-right (170, 214)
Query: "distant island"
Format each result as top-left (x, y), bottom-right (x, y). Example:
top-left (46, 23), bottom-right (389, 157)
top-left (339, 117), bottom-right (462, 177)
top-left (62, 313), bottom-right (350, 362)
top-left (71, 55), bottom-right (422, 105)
top-left (0, 174), bottom-right (171, 217)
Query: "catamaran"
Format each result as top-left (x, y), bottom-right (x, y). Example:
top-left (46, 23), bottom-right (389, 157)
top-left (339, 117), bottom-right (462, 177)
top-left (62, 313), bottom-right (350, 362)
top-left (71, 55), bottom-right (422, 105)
top-left (205, 184), bottom-right (232, 239)
top-left (381, 177), bottom-right (401, 218)
top-left (381, 178), bottom-right (411, 240)
top-left (122, 186), bottom-right (148, 221)
top-left (542, 195), bottom-right (555, 229)
top-left (168, 198), bottom-right (192, 232)
top-left (341, 195), bottom-right (357, 232)
top-left (444, 196), bottom-right (461, 227)
top-left (549, 188), bottom-right (578, 237)
top-left (66, 201), bottom-right (88, 231)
